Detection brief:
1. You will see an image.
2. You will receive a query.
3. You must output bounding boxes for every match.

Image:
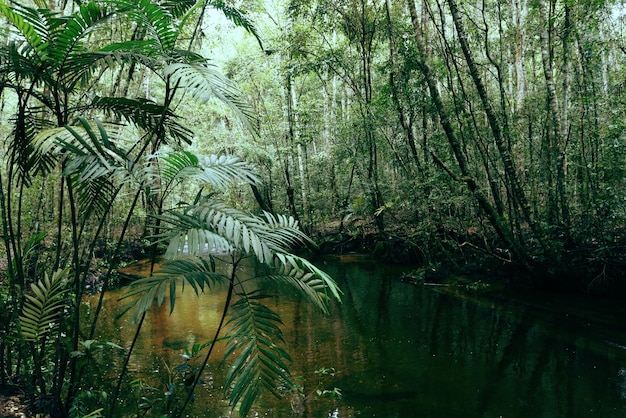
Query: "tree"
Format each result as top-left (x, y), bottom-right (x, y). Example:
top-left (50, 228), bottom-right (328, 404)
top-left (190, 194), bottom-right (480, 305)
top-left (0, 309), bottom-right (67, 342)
top-left (0, 0), bottom-right (340, 416)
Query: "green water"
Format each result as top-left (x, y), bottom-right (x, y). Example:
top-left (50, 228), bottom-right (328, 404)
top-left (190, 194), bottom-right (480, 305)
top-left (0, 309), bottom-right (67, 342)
top-left (86, 256), bottom-right (626, 417)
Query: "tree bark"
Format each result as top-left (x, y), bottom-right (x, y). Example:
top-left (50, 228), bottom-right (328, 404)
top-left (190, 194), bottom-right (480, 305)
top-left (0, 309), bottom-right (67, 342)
top-left (537, 0), bottom-right (571, 232)
top-left (407, 0), bottom-right (534, 270)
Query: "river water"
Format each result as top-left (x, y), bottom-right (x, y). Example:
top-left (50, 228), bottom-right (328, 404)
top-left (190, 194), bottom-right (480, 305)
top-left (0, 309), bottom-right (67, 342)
top-left (86, 255), bottom-right (626, 417)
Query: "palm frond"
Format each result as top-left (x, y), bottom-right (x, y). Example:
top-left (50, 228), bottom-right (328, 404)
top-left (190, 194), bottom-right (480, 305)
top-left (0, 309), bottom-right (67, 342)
top-left (90, 96), bottom-right (193, 144)
top-left (0, 2), bottom-right (50, 65)
top-left (18, 269), bottom-right (69, 342)
top-left (158, 150), bottom-right (259, 192)
top-left (51, 1), bottom-right (113, 66)
top-left (118, 257), bottom-right (228, 322)
top-left (113, 0), bottom-right (178, 53)
top-left (208, 0), bottom-right (264, 49)
top-left (0, 42), bottom-right (45, 82)
top-left (160, 203), bottom-right (268, 261)
top-left (157, 200), bottom-right (310, 263)
top-left (9, 108), bottom-right (53, 186)
top-left (223, 292), bottom-right (290, 416)
top-left (33, 118), bottom-right (137, 219)
top-left (262, 253), bottom-right (342, 315)
top-left (152, 210), bottom-right (234, 258)
top-left (163, 62), bottom-right (257, 134)
top-left (162, 0), bottom-right (196, 18)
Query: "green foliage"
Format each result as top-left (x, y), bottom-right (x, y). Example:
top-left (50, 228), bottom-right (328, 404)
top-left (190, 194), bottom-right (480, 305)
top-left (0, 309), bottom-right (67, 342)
top-left (69, 390), bottom-right (107, 418)
top-left (18, 268), bottom-right (69, 342)
top-left (164, 62), bottom-right (258, 133)
top-left (117, 147), bottom-right (341, 416)
top-left (223, 292), bottom-right (290, 416)
top-left (0, 1), bottom-right (343, 417)
top-left (119, 257), bottom-right (228, 321)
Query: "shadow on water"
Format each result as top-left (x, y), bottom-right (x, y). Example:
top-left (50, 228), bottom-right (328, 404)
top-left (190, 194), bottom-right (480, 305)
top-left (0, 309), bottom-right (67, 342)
top-left (85, 256), bottom-right (626, 417)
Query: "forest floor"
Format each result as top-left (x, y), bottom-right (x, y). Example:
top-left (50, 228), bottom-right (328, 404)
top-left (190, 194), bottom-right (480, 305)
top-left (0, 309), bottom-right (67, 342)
top-left (0, 386), bottom-right (31, 418)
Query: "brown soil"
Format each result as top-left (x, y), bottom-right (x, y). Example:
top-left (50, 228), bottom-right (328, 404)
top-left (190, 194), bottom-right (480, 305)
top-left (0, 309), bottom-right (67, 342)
top-left (0, 386), bottom-right (29, 418)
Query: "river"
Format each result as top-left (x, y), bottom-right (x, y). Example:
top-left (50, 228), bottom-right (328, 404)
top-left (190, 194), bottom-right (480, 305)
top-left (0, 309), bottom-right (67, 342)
top-left (85, 255), bottom-right (626, 417)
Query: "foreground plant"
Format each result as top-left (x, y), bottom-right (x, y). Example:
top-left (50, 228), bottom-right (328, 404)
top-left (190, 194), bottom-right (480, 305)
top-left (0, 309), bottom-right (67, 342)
top-left (118, 154), bottom-right (341, 416)
top-left (0, 0), bottom-right (335, 416)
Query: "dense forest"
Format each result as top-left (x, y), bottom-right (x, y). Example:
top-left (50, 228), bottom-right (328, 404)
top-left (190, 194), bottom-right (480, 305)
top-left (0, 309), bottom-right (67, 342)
top-left (215, 0), bottom-right (626, 289)
top-left (0, 0), bottom-right (625, 416)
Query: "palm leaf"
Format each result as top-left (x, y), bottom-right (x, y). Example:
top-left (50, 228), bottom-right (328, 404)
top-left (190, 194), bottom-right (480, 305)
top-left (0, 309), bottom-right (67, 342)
top-left (8, 108), bottom-right (53, 187)
top-left (0, 1), bottom-right (50, 65)
top-left (33, 118), bottom-right (137, 219)
top-left (158, 150), bottom-right (259, 193)
top-left (258, 253), bottom-right (342, 316)
top-left (50, 2), bottom-right (113, 66)
top-left (152, 210), bottom-right (234, 258)
top-left (208, 0), bottom-right (264, 49)
top-left (162, 0), bottom-right (196, 18)
top-left (163, 62), bottom-right (258, 134)
top-left (157, 202), bottom-right (272, 262)
top-left (118, 257), bottom-right (228, 322)
top-left (18, 269), bottom-right (69, 342)
top-left (90, 96), bottom-right (193, 144)
top-left (157, 199), bottom-right (311, 263)
top-left (223, 292), bottom-right (290, 416)
top-left (113, 0), bottom-right (178, 53)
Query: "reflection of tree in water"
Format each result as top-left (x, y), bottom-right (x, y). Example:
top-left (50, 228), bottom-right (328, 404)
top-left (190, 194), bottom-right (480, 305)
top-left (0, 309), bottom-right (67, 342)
top-left (303, 260), bottom-right (626, 417)
top-left (86, 259), bottom-right (626, 417)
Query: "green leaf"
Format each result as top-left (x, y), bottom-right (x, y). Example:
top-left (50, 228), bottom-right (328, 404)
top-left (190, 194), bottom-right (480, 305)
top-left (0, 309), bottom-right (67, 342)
top-left (163, 62), bottom-right (258, 135)
top-left (18, 269), bottom-right (69, 342)
top-left (118, 258), bottom-right (228, 322)
top-left (223, 294), bottom-right (291, 416)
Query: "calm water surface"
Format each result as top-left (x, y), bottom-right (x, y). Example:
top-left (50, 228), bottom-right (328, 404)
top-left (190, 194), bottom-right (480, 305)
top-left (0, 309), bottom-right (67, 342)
top-left (86, 256), bottom-right (626, 417)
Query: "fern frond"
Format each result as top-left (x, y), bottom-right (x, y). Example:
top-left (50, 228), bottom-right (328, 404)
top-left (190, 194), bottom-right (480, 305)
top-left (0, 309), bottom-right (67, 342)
top-left (19, 269), bottom-right (69, 342)
top-left (223, 292), bottom-right (290, 416)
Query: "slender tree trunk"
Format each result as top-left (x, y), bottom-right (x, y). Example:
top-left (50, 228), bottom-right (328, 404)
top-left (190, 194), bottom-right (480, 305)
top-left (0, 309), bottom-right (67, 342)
top-left (284, 73), bottom-right (302, 223)
top-left (446, 0), bottom-right (553, 254)
top-left (290, 83), bottom-right (310, 227)
top-left (511, 0), bottom-right (528, 113)
top-left (384, 0), bottom-right (422, 174)
top-left (407, 0), bottom-right (534, 270)
top-left (537, 0), bottom-right (571, 233)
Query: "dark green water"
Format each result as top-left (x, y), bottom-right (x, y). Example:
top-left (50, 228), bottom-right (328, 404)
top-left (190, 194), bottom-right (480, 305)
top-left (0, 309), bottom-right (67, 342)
top-left (86, 256), bottom-right (626, 417)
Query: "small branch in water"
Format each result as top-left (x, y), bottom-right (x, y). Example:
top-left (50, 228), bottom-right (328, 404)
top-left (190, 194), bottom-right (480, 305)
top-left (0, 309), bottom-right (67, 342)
top-left (460, 241), bottom-right (512, 263)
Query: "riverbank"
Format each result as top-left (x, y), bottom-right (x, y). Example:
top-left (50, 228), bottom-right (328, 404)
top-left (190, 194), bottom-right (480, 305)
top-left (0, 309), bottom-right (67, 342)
top-left (310, 218), bottom-right (626, 298)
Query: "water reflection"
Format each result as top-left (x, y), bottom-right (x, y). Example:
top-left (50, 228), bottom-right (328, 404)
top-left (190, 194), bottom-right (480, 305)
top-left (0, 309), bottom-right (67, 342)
top-left (86, 256), bottom-right (626, 417)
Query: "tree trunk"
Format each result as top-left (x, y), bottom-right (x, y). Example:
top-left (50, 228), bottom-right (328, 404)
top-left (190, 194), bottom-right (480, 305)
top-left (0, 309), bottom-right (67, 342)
top-left (407, 0), bottom-right (534, 270)
top-left (446, 0), bottom-right (551, 254)
top-left (537, 0), bottom-right (571, 233)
